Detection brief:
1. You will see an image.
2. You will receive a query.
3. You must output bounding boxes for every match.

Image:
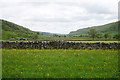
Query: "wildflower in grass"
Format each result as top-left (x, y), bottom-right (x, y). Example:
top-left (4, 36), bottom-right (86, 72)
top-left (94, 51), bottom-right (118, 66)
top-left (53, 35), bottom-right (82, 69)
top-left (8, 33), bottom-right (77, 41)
top-left (46, 73), bottom-right (50, 76)
top-left (15, 68), bottom-right (18, 70)
top-left (8, 70), bottom-right (10, 72)
top-left (91, 67), bottom-right (94, 70)
top-left (2, 49), bottom-right (118, 78)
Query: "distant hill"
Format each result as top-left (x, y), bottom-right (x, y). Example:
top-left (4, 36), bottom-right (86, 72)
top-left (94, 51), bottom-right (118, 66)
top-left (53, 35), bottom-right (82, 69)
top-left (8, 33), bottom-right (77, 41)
top-left (69, 21), bottom-right (118, 36)
top-left (39, 31), bottom-right (65, 36)
top-left (1, 19), bottom-right (39, 40)
top-left (1, 19), bottom-right (66, 40)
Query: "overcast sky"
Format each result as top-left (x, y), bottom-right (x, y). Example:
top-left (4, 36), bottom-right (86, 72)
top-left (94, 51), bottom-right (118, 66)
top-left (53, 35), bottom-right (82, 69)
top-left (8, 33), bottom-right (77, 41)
top-left (0, 0), bottom-right (119, 34)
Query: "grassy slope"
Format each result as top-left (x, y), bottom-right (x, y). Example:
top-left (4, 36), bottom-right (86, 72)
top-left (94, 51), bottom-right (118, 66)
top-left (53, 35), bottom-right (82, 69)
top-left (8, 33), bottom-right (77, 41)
top-left (1, 19), bottom-right (71, 40)
top-left (2, 49), bottom-right (118, 78)
top-left (1, 19), bottom-right (39, 40)
top-left (69, 21), bottom-right (118, 36)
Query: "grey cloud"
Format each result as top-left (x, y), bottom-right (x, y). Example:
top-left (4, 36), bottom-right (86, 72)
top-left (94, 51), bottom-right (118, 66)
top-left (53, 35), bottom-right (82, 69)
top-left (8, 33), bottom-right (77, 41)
top-left (0, 0), bottom-right (118, 34)
top-left (84, 5), bottom-right (114, 14)
top-left (56, 2), bottom-right (115, 14)
top-left (24, 17), bottom-right (68, 22)
top-left (25, 13), bottom-right (113, 23)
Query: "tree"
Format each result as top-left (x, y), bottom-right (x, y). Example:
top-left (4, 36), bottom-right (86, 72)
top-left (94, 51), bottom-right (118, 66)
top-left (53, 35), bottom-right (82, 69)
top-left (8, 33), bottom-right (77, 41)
top-left (97, 33), bottom-right (102, 39)
top-left (104, 34), bottom-right (109, 39)
top-left (64, 35), bottom-right (66, 37)
top-left (79, 35), bottom-right (83, 37)
top-left (113, 34), bottom-right (120, 40)
top-left (58, 36), bottom-right (61, 38)
top-left (88, 28), bottom-right (98, 40)
top-left (36, 32), bottom-right (40, 35)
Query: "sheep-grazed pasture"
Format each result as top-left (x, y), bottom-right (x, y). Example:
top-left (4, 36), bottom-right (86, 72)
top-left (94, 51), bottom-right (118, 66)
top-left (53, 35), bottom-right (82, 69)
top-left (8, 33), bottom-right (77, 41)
top-left (2, 49), bottom-right (118, 78)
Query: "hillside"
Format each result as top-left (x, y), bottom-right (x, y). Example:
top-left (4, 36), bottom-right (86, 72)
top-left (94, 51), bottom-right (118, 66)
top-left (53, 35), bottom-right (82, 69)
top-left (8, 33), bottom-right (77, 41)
top-left (1, 19), bottom-right (39, 40)
top-left (1, 19), bottom-right (67, 40)
top-left (69, 21), bottom-right (118, 36)
top-left (1, 19), bottom-right (119, 40)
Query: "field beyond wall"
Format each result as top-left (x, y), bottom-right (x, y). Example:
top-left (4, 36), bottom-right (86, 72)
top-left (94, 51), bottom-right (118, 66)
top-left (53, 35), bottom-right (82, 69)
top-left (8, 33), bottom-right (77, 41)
top-left (2, 49), bottom-right (118, 78)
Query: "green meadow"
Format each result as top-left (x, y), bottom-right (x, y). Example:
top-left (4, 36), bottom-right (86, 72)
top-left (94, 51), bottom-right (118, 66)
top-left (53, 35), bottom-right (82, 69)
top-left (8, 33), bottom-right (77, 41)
top-left (2, 49), bottom-right (118, 78)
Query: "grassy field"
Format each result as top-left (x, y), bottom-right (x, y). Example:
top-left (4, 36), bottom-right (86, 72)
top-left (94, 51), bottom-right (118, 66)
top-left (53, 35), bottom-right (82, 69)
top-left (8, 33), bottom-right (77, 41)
top-left (2, 49), bottom-right (118, 78)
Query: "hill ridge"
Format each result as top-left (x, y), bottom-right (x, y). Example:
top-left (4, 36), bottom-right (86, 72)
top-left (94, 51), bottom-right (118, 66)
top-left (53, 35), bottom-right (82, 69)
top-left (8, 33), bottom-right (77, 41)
top-left (69, 21), bottom-right (118, 36)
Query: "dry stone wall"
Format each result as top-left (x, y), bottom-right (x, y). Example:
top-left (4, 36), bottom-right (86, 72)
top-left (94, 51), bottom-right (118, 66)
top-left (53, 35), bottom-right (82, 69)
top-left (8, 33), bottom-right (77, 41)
top-left (1, 41), bottom-right (120, 49)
